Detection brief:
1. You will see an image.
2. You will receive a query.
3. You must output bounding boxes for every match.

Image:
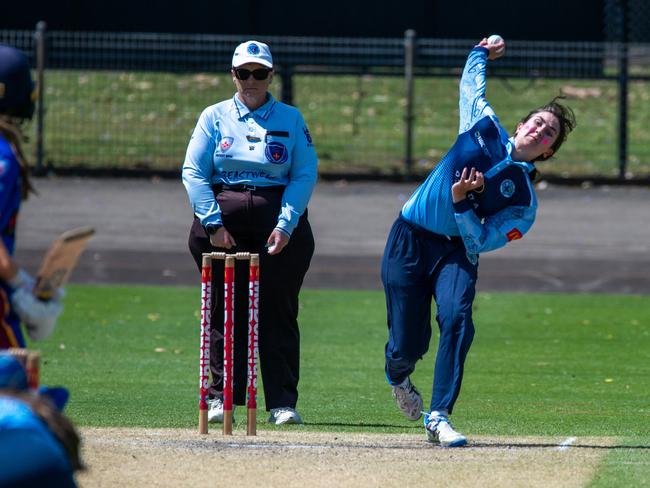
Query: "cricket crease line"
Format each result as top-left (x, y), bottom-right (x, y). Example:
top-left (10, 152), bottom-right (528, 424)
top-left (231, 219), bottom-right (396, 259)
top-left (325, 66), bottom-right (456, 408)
top-left (557, 437), bottom-right (577, 450)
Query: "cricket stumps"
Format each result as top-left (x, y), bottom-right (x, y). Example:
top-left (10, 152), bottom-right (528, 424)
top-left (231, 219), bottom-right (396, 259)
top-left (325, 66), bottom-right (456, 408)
top-left (198, 252), bottom-right (259, 436)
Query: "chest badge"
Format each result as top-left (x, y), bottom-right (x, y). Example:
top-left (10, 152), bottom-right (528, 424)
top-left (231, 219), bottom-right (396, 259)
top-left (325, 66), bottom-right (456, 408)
top-left (220, 137), bottom-right (234, 152)
top-left (500, 179), bottom-right (515, 198)
top-left (265, 141), bottom-right (288, 164)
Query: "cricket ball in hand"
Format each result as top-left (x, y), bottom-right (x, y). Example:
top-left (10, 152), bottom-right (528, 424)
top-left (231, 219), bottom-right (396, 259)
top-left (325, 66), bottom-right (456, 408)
top-left (487, 34), bottom-right (505, 54)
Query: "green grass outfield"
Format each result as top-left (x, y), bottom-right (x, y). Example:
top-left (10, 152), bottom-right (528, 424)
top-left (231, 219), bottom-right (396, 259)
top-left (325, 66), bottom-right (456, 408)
top-left (32, 285), bottom-right (649, 485)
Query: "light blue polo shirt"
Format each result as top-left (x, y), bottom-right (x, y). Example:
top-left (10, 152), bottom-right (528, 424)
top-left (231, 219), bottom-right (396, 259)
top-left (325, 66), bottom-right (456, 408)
top-left (182, 93), bottom-right (318, 236)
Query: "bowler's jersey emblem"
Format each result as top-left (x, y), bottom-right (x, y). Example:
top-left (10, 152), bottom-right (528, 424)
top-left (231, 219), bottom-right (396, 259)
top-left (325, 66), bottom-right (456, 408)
top-left (265, 141), bottom-right (288, 164)
top-left (506, 228), bottom-right (522, 241)
top-left (220, 137), bottom-right (234, 152)
top-left (500, 179), bottom-right (515, 198)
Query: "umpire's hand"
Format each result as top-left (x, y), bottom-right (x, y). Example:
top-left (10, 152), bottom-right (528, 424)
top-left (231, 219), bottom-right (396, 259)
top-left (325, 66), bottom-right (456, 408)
top-left (266, 229), bottom-right (289, 255)
top-left (209, 227), bottom-right (236, 249)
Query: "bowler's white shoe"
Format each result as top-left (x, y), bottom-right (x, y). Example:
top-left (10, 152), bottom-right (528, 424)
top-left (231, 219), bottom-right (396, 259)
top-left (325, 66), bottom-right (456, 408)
top-left (391, 377), bottom-right (423, 421)
top-left (268, 407), bottom-right (303, 425)
top-left (424, 413), bottom-right (467, 447)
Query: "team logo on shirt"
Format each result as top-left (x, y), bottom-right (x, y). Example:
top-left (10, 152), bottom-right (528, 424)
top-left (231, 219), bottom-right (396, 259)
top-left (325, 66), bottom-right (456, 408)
top-left (265, 141), bottom-right (288, 164)
top-left (500, 179), bottom-right (515, 198)
top-left (474, 130), bottom-right (491, 158)
top-left (220, 137), bottom-right (234, 152)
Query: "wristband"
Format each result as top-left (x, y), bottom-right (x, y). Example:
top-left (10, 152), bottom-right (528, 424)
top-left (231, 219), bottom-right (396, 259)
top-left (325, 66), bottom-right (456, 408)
top-left (205, 224), bottom-right (223, 236)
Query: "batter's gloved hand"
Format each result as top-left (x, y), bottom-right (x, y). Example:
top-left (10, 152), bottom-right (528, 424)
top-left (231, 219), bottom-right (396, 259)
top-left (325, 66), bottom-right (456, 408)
top-left (8, 268), bottom-right (35, 291)
top-left (24, 312), bottom-right (60, 341)
top-left (11, 286), bottom-right (64, 341)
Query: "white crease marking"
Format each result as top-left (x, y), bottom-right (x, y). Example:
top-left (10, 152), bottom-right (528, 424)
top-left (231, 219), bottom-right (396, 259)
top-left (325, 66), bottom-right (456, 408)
top-left (557, 437), bottom-right (577, 451)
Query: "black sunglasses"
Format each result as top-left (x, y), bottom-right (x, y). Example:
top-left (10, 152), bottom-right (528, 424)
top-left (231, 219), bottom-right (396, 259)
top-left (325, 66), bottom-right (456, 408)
top-left (233, 67), bottom-right (272, 81)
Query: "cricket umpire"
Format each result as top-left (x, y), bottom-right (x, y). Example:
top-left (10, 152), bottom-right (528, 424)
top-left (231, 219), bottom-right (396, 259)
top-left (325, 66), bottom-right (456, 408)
top-left (182, 40), bottom-right (317, 425)
top-left (0, 44), bottom-right (63, 349)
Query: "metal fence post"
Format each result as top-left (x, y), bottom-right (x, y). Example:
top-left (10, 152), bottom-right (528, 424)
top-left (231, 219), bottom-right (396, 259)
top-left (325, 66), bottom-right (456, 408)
top-left (34, 21), bottom-right (46, 175)
top-left (404, 29), bottom-right (416, 176)
top-left (280, 65), bottom-right (294, 106)
top-left (616, 0), bottom-right (628, 180)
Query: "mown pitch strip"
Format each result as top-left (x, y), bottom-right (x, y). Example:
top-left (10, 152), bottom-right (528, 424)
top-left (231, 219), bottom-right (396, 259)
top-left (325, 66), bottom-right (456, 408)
top-left (77, 428), bottom-right (614, 488)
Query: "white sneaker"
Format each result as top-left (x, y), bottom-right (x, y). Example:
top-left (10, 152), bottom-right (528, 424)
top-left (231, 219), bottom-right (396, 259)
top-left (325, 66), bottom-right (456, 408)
top-left (268, 407), bottom-right (303, 425)
top-left (391, 377), bottom-right (423, 420)
top-left (424, 413), bottom-right (467, 447)
top-left (208, 398), bottom-right (235, 423)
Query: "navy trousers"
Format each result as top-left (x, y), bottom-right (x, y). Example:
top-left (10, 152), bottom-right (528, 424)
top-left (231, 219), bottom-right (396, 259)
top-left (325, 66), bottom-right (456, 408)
top-left (381, 214), bottom-right (478, 414)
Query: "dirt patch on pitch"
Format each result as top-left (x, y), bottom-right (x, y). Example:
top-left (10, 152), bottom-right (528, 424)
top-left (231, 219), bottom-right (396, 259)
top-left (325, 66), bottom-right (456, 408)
top-left (75, 428), bottom-right (613, 488)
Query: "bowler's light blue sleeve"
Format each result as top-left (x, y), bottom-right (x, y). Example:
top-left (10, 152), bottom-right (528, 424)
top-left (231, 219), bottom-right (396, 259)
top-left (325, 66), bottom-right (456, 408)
top-left (182, 108), bottom-right (221, 227)
top-left (453, 200), bottom-right (536, 254)
top-left (275, 113), bottom-right (318, 236)
top-left (458, 47), bottom-right (497, 134)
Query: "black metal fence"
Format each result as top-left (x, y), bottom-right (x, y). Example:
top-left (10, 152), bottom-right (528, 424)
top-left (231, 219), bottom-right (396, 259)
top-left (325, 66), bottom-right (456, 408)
top-left (2, 25), bottom-right (650, 181)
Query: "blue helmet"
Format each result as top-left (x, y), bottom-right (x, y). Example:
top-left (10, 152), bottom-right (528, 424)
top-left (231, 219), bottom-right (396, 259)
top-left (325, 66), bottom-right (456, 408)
top-left (0, 353), bottom-right (28, 390)
top-left (0, 352), bottom-right (70, 411)
top-left (0, 44), bottom-right (36, 119)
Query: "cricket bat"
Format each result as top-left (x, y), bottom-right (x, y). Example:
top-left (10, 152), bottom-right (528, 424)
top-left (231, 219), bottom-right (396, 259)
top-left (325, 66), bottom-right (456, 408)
top-left (33, 226), bottom-right (95, 301)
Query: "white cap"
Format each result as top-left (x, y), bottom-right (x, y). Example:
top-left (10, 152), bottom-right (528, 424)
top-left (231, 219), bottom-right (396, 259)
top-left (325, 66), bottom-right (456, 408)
top-left (232, 40), bottom-right (273, 68)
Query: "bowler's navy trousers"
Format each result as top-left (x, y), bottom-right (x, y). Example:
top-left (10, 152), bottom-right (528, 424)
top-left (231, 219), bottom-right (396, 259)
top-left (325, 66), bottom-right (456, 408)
top-left (381, 214), bottom-right (478, 414)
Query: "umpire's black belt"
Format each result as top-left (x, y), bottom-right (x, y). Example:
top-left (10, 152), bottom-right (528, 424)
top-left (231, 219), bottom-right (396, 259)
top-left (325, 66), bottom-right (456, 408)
top-left (212, 183), bottom-right (285, 192)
